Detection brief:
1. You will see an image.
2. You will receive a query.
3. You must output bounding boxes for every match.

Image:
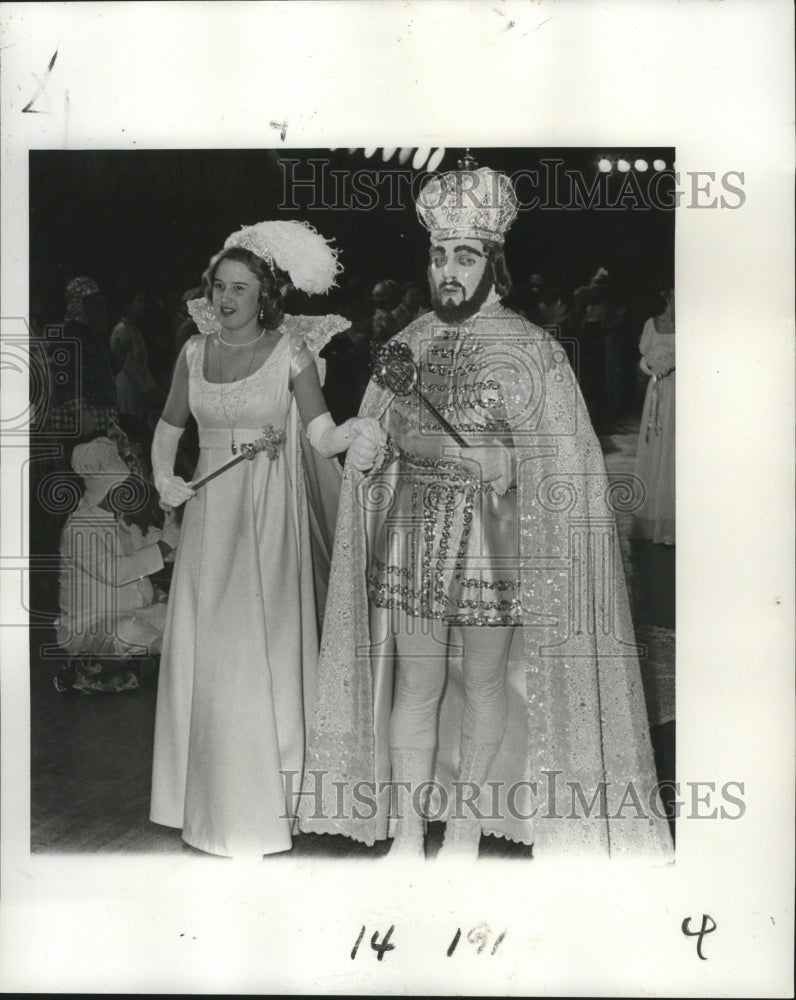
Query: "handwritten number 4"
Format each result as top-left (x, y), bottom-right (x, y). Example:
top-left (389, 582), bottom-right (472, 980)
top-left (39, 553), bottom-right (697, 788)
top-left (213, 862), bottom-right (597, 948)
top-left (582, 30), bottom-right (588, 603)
top-left (351, 924), bottom-right (396, 962)
top-left (682, 914), bottom-right (717, 960)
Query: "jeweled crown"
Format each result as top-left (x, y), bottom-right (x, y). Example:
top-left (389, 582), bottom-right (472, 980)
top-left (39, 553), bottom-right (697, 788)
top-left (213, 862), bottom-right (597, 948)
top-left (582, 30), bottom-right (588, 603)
top-left (416, 154), bottom-right (518, 245)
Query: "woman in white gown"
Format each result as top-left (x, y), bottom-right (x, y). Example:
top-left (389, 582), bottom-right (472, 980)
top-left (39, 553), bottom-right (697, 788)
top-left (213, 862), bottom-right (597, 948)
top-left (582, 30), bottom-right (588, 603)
top-left (631, 286), bottom-right (675, 545)
top-left (148, 221), bottom-right (383, 857)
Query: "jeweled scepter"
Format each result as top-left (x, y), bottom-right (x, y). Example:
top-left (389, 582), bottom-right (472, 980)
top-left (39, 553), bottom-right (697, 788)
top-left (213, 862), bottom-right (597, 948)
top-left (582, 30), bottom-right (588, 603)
top-left (372, 340), bottom-right (468, 447)
top-left (158, 424), bottom-right (285, 510)
top-left (192, 424), bottom-right (286, 489)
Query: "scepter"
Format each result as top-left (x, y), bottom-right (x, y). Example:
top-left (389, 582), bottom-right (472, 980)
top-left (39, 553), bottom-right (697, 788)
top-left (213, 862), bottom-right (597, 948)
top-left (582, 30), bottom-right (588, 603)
top-left (158, 424), bottom-right (285, 510)
top-left (371, 340), bottom-right (468, 447)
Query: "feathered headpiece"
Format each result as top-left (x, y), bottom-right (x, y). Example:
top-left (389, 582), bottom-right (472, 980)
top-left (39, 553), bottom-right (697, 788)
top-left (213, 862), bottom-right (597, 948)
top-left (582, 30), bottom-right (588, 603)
top-left (222, 220), bottom-right (342, 295)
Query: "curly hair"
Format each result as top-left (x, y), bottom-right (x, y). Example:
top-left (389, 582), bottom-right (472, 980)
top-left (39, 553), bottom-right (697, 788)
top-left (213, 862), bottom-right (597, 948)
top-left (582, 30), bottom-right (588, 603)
top-left (202, 246), bottom-right (290, 331)
top-left (482, 240), bottom-right (513, 299)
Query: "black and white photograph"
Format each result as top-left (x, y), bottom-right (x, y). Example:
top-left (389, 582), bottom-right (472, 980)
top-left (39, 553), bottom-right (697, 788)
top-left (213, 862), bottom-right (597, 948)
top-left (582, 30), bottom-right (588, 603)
top-left (1, 2), bottom-right (793, 996)
top-left (26, 145), bottom-right (678, 862)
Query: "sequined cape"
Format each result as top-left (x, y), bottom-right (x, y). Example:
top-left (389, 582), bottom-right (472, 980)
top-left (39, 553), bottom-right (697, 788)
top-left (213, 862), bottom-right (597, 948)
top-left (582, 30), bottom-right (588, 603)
top-left (298, 305), bottom-right (673, 860)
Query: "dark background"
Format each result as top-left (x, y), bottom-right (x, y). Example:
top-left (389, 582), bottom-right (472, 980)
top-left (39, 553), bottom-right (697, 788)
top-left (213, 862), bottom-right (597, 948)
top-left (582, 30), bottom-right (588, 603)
top-left (30, 146), bottom-right (675, 320)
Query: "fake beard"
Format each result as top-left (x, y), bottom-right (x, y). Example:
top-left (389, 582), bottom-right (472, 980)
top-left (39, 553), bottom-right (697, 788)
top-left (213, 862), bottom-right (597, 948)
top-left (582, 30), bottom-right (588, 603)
top-left (428, 264), bottom-right (496, 324)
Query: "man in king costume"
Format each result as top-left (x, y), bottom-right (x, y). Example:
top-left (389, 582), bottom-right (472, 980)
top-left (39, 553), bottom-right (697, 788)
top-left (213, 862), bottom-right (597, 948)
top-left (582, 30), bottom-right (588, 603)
top-left (298, 156), bottom-right (673, 861)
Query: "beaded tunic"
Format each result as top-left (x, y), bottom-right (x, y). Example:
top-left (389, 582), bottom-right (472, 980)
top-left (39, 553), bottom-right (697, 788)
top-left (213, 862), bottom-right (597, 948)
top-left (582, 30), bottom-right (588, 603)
top-left (368, 319), bottom-right (522, 625)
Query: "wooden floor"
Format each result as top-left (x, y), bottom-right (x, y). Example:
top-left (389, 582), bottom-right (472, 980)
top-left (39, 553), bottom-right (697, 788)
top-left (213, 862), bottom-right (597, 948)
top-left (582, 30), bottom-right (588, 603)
top-left (29, 414), bottom-right (675, 859)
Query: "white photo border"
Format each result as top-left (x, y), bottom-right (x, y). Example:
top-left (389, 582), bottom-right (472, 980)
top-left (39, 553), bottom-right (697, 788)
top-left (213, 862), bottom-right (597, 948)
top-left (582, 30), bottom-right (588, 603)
top-left (1, 2), bottom-right (793, 995)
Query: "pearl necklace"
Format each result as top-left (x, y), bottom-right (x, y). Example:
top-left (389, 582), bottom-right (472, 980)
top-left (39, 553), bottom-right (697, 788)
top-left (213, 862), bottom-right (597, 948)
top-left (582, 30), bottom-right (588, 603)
top-left (218, 334), bottom-right (262, 454)
top-left (218, 328), bottom-right (266, 348)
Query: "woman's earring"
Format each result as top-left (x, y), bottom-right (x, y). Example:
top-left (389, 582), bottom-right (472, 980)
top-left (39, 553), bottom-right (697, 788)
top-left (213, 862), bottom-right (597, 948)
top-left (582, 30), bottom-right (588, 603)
top-left (258, 301), bottom-right (266, 323)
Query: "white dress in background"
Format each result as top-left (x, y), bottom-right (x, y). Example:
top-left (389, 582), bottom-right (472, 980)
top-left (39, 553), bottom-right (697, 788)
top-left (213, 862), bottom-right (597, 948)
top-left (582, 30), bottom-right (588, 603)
top-left (632, 317), bottom-right (675, 545)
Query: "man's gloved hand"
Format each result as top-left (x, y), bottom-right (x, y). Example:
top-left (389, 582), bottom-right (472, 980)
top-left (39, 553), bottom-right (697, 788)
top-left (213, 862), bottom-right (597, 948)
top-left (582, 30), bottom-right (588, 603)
top-left (347, 416), bottom-right (388, 472)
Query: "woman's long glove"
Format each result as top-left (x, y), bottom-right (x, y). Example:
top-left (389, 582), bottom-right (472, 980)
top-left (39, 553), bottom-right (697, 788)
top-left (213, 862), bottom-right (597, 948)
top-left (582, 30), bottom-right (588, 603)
top-left (305, 412), bottom-right (387, 471)
top-left (152, 418), bottom-right (195, 508)
top-left (305, 412), bottom-right (356, 457)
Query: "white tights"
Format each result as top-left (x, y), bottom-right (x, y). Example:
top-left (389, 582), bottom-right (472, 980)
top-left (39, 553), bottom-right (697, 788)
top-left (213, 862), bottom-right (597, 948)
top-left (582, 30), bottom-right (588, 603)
top-left (390, 618), bottom-right (513, 751)
top-left (388, 616), bottom-right (514, 854)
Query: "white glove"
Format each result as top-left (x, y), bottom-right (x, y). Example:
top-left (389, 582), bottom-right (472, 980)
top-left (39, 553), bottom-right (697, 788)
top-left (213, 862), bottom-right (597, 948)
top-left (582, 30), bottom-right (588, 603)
top-left (346, 417), bottom-right (388, 472)
top-left (152, 418), bottom-right (194, 508)
top-left (350, 416), bottom-right (386, 445)
top-left (347, 436), bottom-right (379, 472)
top-left (305, 412), bottom-right (357, 457)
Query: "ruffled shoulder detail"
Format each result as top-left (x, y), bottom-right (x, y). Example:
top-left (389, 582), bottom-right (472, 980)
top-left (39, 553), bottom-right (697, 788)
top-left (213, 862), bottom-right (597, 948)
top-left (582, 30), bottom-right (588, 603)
top-left (184, 303), bottom-right (350, 354)
top-left (186, 297), bottom-right (220, 337)
top-left (282, 313), bottom-right (351, 356)
top-left (282, 314), bottom-right (350, 388)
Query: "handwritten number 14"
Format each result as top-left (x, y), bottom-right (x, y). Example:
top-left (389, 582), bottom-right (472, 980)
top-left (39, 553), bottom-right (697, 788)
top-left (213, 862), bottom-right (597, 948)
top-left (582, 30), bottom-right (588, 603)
top-left (351, 924), bottom-right (396, 962)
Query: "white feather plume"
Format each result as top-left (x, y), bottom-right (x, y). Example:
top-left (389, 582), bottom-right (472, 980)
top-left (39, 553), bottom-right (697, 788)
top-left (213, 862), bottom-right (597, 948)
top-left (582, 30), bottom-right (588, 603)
top-left (223, 220), bottom-right (342, 295)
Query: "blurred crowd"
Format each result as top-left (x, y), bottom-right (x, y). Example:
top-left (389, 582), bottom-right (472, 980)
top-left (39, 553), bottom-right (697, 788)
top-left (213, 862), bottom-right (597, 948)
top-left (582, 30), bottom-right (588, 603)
top-left (29, 261), bottom-right (667, 445)
top-left (28, 260), bottom-right (670, 657)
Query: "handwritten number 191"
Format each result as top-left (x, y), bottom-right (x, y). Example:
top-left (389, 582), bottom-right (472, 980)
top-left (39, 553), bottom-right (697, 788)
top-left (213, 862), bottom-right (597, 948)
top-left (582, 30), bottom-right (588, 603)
top-left (448, 924), bottom-right (507, 956)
